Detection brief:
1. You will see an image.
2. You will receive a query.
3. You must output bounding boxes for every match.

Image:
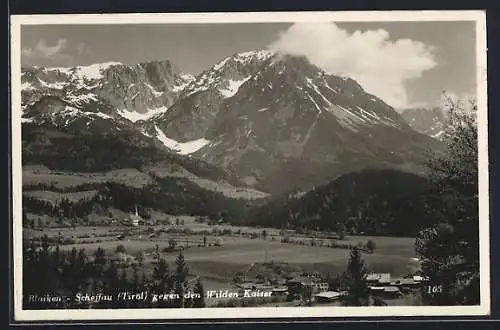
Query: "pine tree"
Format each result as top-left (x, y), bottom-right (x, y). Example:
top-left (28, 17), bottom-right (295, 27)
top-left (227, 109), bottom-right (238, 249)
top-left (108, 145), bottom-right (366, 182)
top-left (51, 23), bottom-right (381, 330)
top-left (152, 258), bottom-right (171, 297)
top-left (342, 247), bottom-right (370, 306)
top-left (118, 268), bottom-right (129, 308)
top-left (175, 252), bottom-right (189, 307)
top-left (135, 250), bottom-right (145, 267)
top-left (119, 268), bottom-right (128, 291)
top-left (93, 247), bottom-right (107, 277)
top-left (337, 223), bottom-right (346, 240)
top-left (104, 261), bottom-right (119, 292)
top-left (131, 266), bottom-right (140, 291)
top-left (76, 249), bottom-right (89, 293)
top-left (23, 241), bottom-right (39, 307)
top-left (192, 278), bottom-right (205, 308)
top-left (51, 244), bottom-right (63, 293)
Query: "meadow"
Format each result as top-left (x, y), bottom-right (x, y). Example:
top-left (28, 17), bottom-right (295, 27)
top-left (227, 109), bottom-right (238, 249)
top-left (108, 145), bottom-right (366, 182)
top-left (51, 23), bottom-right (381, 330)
top-left (24, 222), bottom-right (419, 292)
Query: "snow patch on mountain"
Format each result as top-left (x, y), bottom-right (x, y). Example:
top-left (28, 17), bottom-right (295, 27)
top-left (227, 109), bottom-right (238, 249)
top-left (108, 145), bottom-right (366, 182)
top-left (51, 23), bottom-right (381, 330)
top-left (214, 50), bottom-right (273, 71)
top-left (22, 82), bottom-right (35, 91)
top-left (118, 106), bottom-right (169, 123)
top-left (66, 93), bottom-right (99, 105)
top-left (234, 50), bottom-right (274, 63)
top-left (305, 92), bottom-right (323, 113)
top-left (355, 105), bottom-right (379, 120)
top-left (213, 57), bottom-right (231, 71)
top-left (37, 78), bottom-right (66, 90)
top-left (306, 78), bottom-right (332, 106)
top-left (432, 130), bottom-right (445, 139)
top-left (60, 105), bottom-right (113, 120)
top-left (172, 74), bottom-right (195, 92)
top-left (145, 83), bottom-right (164, 97)
top-left (184, 50), bottom-right (273, 97)
top-left (219, 77), bottom-right (251, 98)
top-left (154, 126), bottom-right (210, 155)
top-left (74, 62), bottom-right (123, 81)
top-left (42, 66), bottom-right (73, 76)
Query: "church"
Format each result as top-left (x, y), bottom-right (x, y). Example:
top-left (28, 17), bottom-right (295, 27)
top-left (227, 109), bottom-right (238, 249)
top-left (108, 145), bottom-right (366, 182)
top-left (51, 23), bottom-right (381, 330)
top-left (128, 206), bottom-right (142, 226)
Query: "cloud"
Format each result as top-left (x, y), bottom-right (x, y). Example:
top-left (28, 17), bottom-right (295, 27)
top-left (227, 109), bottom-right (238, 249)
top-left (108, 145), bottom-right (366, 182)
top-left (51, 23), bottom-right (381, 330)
top-left (22, 39), bottom-right (68, 58)
top-left (268, 23), bottom-right (437, 109)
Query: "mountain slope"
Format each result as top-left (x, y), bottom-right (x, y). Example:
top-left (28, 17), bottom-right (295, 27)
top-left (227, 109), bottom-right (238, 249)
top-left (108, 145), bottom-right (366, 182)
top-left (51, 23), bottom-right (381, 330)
top-left (247, 169), bottom-right (441, 236)
top-left (146, 50), bottom-right (274, 146)
top-left (189, 54), bottom-right (443, 193)
top-left (22, 121), bottom-right (269, 226)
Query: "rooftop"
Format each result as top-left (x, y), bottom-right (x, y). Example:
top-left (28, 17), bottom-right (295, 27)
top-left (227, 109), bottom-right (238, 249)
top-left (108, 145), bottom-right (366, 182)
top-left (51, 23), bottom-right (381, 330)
top-left (314, 291), bottom-right (344, 299)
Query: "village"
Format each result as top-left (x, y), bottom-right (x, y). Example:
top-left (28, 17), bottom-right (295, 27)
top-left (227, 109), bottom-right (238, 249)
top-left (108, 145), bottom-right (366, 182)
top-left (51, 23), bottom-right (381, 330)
top-left (226, 266), bottom-right (428, 305)
top-left (25, 205), bottom-right (428, 307)
top-left (118, 207), bottom-right (429, 305)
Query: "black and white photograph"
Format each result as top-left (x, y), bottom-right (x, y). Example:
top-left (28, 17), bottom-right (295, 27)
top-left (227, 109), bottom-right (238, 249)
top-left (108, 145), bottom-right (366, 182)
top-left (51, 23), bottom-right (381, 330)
top-left (10, 11), bottom-right (489, 321)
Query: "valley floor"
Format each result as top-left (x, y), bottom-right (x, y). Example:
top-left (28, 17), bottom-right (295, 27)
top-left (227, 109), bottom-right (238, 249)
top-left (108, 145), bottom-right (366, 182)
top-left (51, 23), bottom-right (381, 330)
top-left (23, 223), bottom-right (422, 307)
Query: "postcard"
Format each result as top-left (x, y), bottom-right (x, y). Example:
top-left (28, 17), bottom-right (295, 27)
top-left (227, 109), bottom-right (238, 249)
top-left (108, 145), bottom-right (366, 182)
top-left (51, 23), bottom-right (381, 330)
top-left (10, 10), bottom-right (489, 321)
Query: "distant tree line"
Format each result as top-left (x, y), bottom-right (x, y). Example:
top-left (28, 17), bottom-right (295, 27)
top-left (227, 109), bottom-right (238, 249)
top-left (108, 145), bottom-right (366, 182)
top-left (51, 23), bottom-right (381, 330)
top-left (22, 178), bottom-right (253, 225)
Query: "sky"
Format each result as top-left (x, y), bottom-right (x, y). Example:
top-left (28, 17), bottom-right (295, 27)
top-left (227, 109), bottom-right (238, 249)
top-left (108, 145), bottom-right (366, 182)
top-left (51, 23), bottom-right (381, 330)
top-left (20, 21), bottom-right (477, 110)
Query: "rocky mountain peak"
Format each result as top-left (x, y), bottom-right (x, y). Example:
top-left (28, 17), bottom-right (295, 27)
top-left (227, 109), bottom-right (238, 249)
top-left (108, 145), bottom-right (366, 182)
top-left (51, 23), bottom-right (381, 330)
top-left (21, 59), bottom-right (195, 125)
top-left (181, 49), bottom-right (274, 98)
top-left (401, 107), bottom-right (448, 139)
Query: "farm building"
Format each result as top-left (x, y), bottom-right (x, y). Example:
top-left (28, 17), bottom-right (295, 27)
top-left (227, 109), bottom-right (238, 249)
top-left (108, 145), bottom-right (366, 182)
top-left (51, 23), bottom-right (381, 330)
top-left (412, 275), bottom-right (429, 282)
top-left (311, 282), bottom-right (329, 293)
top-left (314, 291), bottom-right (344, 303)
top-left (390, 278), bottom-right (419, 288)
top-left (369, 286), bottom-right (403, 298)
top-left (272, 286), bottom-right (288, 296)
top-left (366, 273), bottom-right (391, 285)
top-left (287, 276), bottom-right (329, 294)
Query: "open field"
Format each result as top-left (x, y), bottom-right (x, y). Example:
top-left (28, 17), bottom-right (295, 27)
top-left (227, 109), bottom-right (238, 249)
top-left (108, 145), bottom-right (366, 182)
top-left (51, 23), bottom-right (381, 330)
top-left (23, 166), bottom-right (153, 189)
top-left (23, 164), bottom-right (268, 199)
top-left (23, 190), bottom-right (99, 204)
top-left (25, 225), bottom-right (418, 280)
top-left (24, 223), bottom-right (421, 307)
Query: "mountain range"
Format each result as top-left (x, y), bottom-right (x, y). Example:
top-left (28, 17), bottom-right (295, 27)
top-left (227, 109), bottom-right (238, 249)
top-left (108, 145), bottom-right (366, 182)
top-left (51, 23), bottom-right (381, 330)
top-left (21, 50), bottom-right (443, 193)
top-left (20, 49), bottom-right (447, 233)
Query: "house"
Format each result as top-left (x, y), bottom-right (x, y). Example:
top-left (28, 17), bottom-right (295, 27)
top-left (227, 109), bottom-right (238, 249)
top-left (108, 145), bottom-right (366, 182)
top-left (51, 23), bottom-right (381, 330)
top-left (312, 282), bottom-right (329, 293)
top-left (366, 273), bottom-right (391, 285)
top-left (382, 286), bottom-right (403, 298)
top-left (390, 278), bottom-right (419, 288)
top-left (287, 276), bottom-right (330, 296)
top-left (236, 282), bottom-right (256, 290)
top-left (370, 286), bottom-right (403, 298)
top-left (272, 286), bottom-right (289, 296)
top-left (412, 275), bottom-right (429, 283)
top-left (314, 291), bottom-right (344, 303)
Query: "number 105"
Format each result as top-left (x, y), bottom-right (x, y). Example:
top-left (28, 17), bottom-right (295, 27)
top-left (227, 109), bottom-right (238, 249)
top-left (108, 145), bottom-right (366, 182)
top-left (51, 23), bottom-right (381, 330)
top-left (427, 285), bottom-right (443, 294)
